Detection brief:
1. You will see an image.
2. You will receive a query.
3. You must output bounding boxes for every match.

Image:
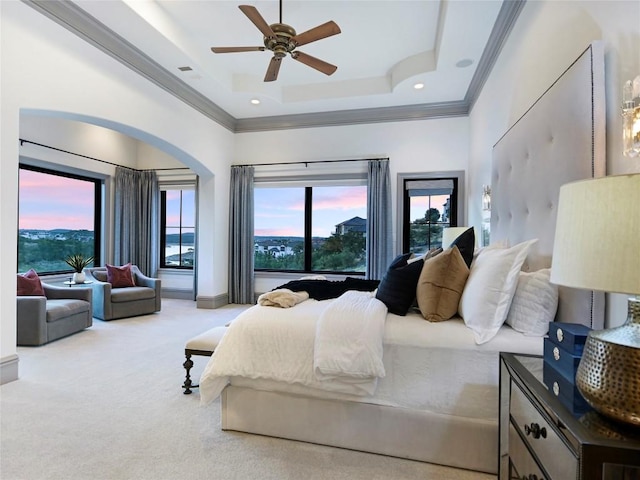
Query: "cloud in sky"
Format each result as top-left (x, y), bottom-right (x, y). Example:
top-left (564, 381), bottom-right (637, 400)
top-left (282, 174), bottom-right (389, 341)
top-left (313, 186), bottom-right (366, 211)
top-left (19, 169), bottom-right (94, 230)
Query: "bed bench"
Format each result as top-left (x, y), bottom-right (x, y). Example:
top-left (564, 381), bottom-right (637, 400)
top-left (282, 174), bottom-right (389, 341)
top-left (183, 326), bottom-right (226, 394)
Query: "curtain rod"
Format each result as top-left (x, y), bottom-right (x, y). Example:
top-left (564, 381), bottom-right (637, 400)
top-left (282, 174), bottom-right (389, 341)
top-left (19, 138), bottom-right (190, 172)
top-left (236, 157), bottom-right (389, 168)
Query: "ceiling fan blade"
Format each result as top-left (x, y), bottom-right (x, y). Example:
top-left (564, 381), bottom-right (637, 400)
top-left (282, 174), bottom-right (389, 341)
top-left (239, 5), bottom-right (276, 38)
top-left (264, 56), bottom-right (283, 82)
top-left (292, 21), bottom-right (341, 47)
top-left (211, 46), bottom-right (266, 53)
top-left (291, 51), bottom-right (337, 76)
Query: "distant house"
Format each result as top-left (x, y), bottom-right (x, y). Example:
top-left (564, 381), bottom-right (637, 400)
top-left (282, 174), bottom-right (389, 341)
top-left (254, 241), bottom-right (294, 258)
top-left (335, 216), bottom-right (366, 235)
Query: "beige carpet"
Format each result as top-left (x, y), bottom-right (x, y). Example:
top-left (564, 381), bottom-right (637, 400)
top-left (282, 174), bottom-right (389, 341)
top-left (1, 299), bottom-right (495, 480)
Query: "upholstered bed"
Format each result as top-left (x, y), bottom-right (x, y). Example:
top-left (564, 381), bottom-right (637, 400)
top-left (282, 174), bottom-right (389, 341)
top-left (200, 43), bottom-right (606, 474)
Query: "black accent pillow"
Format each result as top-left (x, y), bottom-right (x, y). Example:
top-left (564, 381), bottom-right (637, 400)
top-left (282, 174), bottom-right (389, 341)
top-left (375, 253), bottom-right (424, 316)
top-left (450, 227), bottom-right (475, 268)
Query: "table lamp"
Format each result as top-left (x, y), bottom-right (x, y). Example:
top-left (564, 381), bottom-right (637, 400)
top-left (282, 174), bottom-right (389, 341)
top-left (550, 173), bottom-right (640, 426)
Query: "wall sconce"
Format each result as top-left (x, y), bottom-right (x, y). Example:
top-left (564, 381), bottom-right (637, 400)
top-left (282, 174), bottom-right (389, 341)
top-left (623, 75), bottom-right (640, 157)
top-left (481, 185), bottom-right (491, 247)
top-left (482, 185), bottom-right (491, 211)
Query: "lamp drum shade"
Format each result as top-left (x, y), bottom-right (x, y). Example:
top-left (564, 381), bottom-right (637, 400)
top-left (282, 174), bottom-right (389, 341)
top-left (550, 174), bottom-right (640, 296)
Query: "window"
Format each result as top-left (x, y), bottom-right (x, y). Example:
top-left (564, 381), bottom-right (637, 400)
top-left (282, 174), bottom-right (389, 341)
top-left (18, 164), bottom-right (101, 274)
top-left (398, 171), bottom-right (465, 255)
top-left (254, 184), bottom-right (367, 274)
top-left (160, 188), bottom-right (195, 268)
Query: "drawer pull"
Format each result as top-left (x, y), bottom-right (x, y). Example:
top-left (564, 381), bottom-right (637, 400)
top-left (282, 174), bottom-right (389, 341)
top-left (524, 422), bottom-right (547, 439)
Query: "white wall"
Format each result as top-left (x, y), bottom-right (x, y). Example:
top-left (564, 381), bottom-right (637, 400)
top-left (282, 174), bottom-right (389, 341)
top-left (236, 117), bottom-right (470, 292)
top-left (1, 1), bottom-right (234, 376)
top-left (469, 0), bottom-right (640, 327)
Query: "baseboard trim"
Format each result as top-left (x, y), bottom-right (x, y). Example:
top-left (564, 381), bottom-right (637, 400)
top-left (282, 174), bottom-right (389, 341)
top-left (196, 293), bottom-right (228, 309)
top-left (1, 354), bottom-right (19, 385)
top-left (161, 288), bottom-right (194, 300)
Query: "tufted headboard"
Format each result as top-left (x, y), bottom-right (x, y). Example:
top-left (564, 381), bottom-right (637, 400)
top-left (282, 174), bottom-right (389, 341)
top-left (491, 43), bottom-right (606, 329)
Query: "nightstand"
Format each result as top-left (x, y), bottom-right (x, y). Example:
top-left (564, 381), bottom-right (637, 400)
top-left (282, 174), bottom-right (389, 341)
top-left (499, 353), bottom-right (640, 480)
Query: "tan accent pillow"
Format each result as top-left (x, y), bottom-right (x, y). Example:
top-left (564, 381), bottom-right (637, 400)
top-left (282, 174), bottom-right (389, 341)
top-left (416, 246), bottom-right (470, 322)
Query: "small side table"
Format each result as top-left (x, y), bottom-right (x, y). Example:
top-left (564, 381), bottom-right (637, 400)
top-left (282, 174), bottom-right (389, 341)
top-left (63, 280), bottom-right (93, 287)
top-left (499, 353), bottom-right (640, 480)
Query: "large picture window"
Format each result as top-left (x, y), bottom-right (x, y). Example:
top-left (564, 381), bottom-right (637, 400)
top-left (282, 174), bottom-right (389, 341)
top-left (254, 184), bottom-right (367, 274)
top-left (160, 188), bottom-right (195, 269)
top-left (18, 164), bottom-right (101, 274)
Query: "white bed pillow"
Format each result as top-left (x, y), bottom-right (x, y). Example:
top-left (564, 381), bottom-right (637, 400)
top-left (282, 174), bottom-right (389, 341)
top-left (458, 239), bottom-right (538, 344)
top-left (506, 268), bottom-right (558, 336)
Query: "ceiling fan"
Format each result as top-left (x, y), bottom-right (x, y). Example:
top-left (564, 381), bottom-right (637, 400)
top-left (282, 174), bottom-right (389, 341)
top-left (211, 1), bottom-right (341, 82)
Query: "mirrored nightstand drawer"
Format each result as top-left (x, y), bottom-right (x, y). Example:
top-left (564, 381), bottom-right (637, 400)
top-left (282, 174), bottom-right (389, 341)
top-left (509, 423), bottom-right (548, 480)
top-left (510, 380), bottom-right (577, 480)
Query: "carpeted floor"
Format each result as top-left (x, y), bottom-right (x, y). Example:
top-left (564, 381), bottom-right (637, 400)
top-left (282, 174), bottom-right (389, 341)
top-left (1, 299), bottom-right (495, 480)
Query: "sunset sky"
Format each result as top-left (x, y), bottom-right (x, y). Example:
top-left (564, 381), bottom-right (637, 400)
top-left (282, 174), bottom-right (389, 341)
top-left (19, 170), bottom-right (446, 237)
top-left (19, 170), bottom-right (197, 232)
top-left (19, 169), bottom-right (95, 230)
top-left (255, 186), bottom-right (367, 238)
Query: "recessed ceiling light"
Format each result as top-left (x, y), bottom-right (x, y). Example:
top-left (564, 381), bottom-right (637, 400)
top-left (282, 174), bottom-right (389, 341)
top-left (456, 59), bottom-right (473, 68)
top-left (250, 98), bottom-right (261, 105)
top-left (413, 82), bottom-right (425, 90)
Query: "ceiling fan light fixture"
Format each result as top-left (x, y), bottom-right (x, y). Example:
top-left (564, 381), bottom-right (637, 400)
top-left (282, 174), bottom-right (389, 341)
top-left (210, 2), bottom-right (340, 82)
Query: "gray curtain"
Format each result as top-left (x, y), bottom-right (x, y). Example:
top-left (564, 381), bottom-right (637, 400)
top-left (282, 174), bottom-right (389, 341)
top-left (366, 159), bottom-right (392, 280)
top-left (228, 165), bottom-right (255, 304)
top-left (114, 167), bottom-right (159, 276)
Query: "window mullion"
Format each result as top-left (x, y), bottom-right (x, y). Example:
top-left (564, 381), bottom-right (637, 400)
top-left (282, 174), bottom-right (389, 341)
top-left (178, 191), bottom-right (183, 265)
top-left (93, 181), bottom-right (102, 266)
top-left (160, 191), bottom-right (167, 267)
top-left (304, 186), bottom-right (312, 271)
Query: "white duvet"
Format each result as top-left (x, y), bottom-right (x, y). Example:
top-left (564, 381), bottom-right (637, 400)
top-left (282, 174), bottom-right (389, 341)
top-left (199, 291), bottom-right (388, 405)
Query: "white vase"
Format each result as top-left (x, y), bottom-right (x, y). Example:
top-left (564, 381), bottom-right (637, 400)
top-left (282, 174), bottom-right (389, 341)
top-left (72, 271), bottom-right (86, 283)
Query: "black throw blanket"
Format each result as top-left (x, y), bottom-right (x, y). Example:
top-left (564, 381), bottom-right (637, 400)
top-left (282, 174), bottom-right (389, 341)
top-left (273, 277), bottom-right (380, 301)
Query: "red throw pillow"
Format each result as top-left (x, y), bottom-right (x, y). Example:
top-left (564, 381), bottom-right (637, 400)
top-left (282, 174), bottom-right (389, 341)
top-left (17, 268), bottom-right (45, 296)
top-left (106, 263), bottom-right (136, 288)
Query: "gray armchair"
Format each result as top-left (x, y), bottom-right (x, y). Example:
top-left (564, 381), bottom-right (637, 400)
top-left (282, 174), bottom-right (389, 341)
top-left (85, 265), bottom-right (161, 321)
top-left (17, 283), bottom-right (93, 346)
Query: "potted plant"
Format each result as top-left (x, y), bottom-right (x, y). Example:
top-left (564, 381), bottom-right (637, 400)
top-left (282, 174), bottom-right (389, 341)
top-left (65, 254), bottom-right (94, 283)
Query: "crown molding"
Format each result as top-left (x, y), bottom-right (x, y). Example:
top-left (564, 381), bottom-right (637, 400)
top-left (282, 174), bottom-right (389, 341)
top-left (465, 0), bottom-right (526, 109)
top-left (23, 0), bottom-right (524, 133)
top-left (234, 101), bottom-right (469, 132)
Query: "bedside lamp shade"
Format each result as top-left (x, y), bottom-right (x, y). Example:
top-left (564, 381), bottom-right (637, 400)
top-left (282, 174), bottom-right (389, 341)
top-left (551, 173), bottom-right (640, 426)
top-left (550, 174), bottom-right (640, 295)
